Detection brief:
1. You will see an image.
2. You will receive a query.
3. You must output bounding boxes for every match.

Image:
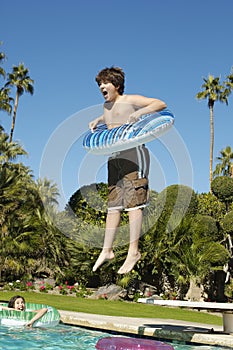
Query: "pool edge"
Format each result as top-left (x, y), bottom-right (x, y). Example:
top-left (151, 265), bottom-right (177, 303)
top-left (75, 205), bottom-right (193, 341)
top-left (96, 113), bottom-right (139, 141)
top-left (59, 310), bottom-right (233, 348)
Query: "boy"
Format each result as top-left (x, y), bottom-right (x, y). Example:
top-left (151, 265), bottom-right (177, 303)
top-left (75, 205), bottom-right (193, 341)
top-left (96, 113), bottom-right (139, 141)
top-left (90, 67), bottom-right (166, 274)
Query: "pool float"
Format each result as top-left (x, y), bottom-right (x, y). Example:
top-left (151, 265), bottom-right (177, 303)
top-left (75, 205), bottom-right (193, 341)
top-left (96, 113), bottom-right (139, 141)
top-left (0, 302), bottom-right (60, 327)
top-left (83, 109), bottom-right (174, 155)
top-left (96, 336), bottom-right (174, 350)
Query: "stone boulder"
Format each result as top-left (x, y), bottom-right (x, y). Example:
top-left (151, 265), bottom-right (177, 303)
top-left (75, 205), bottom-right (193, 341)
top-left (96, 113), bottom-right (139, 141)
top-left (89, 284), bottom-right (127, 300)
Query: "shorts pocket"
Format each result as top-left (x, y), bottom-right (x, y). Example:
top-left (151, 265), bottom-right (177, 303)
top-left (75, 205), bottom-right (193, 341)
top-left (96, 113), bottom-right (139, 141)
top-left (108, 185), bottom-right (123, 207)
top-left (133, 178), bottom-right (149, 206)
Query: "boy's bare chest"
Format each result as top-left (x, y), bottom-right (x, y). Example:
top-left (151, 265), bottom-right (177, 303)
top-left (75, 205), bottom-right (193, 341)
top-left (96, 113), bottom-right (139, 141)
top-left (104, 103), bottom-right (136, 127)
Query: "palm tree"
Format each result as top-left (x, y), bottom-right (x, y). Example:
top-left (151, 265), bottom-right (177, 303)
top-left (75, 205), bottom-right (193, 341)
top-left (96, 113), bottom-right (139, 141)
top-left (36, 178), bottom-right (60, 209)
top-left (0, 87), bottom-right (13, 115)
top-left (5, 63), bottom-right (34, 141)
top-left (0, 129), bottom-right (27, 164)
top-left (0, 129), bottom-right (68, 281)
top-left (0, 129), bottom-right (29, 243)
top-left (214, 146), bottom-right (233, 178)
top-left (24, 208), bottom-right (70, 279)
top-left (196, 75), bottom-right (231, 191)
top-left (0, 43), bottom-right (6, 79)
top-left (0, 45), bottom-right (13, 115)
top-left (166, 213), bottom-right (229, 300)
top-left (226, 68), bottom-right (233, 90)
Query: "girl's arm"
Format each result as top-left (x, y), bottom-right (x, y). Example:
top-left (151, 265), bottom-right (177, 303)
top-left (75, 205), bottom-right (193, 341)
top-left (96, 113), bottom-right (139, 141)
top-left (0, 304), bottom-right (48, 327)
top-left (26, 307), bottom-right (48, 328)
top-left (0, 305), bottom-right (14, 310)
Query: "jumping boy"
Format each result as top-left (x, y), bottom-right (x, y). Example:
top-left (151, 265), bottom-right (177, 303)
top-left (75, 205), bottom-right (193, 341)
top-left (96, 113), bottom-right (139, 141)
top-left (90, 67), bottom-right (166, 274)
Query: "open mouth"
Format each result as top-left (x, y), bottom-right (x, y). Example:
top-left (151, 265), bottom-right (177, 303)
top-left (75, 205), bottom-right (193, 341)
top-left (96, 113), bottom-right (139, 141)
top-left (102, 90), bottom-right (108, 97)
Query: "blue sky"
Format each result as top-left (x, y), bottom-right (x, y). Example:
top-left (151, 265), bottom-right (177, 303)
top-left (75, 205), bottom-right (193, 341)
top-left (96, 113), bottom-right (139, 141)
top-left (1, 0), bottom-right (233, 209)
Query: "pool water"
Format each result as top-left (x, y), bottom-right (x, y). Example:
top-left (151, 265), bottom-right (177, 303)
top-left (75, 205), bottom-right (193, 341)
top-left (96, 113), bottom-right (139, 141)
top-left (0, 324), bottom-right (230, 350)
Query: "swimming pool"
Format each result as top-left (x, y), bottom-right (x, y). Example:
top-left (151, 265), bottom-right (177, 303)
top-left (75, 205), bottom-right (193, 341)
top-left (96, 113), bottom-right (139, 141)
top-left (0, 324), bottom-right (230, 350)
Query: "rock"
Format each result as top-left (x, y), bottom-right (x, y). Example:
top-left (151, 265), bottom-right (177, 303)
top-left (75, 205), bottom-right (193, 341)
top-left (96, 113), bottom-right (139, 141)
top-left (89, 284), bottom-right (127, 300)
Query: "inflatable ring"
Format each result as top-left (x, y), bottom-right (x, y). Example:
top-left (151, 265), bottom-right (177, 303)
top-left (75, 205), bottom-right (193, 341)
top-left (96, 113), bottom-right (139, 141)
top-left (95, 337), bottom-right (174, 350)
top-left (83, 109), bottom-right (174, 155)
top-left (0, 302), bottom-right (60, 327)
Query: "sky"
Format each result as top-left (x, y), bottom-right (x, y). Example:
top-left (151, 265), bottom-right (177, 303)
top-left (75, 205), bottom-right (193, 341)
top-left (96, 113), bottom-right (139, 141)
top-left (1, 0), bottom-right (233, 209)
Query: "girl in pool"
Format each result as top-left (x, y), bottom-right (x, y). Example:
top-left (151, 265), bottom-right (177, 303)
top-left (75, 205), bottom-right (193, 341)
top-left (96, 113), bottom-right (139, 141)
top-left (1, 295), bottom-right (48, 327)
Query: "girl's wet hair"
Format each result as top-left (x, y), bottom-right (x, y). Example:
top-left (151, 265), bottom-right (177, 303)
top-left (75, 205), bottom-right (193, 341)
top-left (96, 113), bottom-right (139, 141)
top-left (95, 66), bottom-right (125, 95)
top-left (8, 295), bottom-right (25, 308)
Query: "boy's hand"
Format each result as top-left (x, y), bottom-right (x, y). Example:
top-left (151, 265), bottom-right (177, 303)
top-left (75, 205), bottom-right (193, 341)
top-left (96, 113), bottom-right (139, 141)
top-left (89, 115), bottom-right (104, 132)
top-left (127, 111), bottom-right (141, 124)
top-left (89, 120), bottom-right (98, 132)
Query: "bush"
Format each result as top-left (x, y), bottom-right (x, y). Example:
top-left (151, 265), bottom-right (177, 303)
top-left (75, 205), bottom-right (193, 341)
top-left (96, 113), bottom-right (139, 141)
top-left (221, 210), bottom-right (233, 234)
top-left (212, 176), bottom-right (233, 204)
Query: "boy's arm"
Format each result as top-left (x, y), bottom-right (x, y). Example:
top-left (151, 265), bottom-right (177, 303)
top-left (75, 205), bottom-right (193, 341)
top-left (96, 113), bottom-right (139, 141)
top-left (127, 95), bottom-right (167, 123)
top-left (89, 114), bottom-right (105, 132)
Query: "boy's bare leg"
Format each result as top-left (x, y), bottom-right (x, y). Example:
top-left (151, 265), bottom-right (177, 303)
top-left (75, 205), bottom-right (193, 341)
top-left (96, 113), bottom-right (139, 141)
top-left (92, 210), bottom-right (121, 272)
top-left (117, 208), bottom-right (142, 274)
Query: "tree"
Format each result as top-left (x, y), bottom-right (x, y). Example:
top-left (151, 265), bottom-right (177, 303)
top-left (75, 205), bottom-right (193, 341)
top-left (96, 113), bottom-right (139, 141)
top-left (24, 208), bottom-right (70, 279)
top-left (211, 176), bottom-right (233, 212)
top-left (0, 128), bottom-right (27, 164)
top-left (226, 68), bottom-right (233, 91)
top-left (36, 178), bottom-right (60, 213)
top-left (0, 87), bottom-right (13, 115)
top-left (153, 184), bottom-right (198, 233)
top-left (0, 128), bottom-right (71, 281)
top-left (221, 210), bottom-right (233, 255)
top-left (196, 74), bottom-right (232, 190)
top-left (0, 43), bottom-right (6, 79)
top-left (169, 215), bottom-right (229, 300)
top-left (0, 149), bottom-right (35, 279)
top-left (214, 146), bottom-right (233, 178)
top-left (138, 186), bottom-right (198, 291)
top-left (0, 44), bottom-right (13, 115)
top-left (5, 63), bottom-right (34, 141)
top-left (197, 192), bottom-right (226, 221)
top-left (67, 182), bottom-right (107, 227)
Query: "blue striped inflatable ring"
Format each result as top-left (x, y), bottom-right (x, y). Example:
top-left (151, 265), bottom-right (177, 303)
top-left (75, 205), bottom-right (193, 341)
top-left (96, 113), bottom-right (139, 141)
top-left (95, 337), bottom-right (174, 350)
top-left (83, 109), bottom-right (174, 155)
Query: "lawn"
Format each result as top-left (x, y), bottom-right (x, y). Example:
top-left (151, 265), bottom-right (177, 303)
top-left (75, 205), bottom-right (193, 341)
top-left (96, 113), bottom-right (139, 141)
top-left (0, 291), bottom-right (222, 326)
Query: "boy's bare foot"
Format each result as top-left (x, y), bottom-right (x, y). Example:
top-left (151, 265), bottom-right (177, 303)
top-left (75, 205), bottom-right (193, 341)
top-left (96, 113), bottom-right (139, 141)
top-left (117, 252), bottom-right (141, 274)
top-left (92, 250), bottom-right (115, 272)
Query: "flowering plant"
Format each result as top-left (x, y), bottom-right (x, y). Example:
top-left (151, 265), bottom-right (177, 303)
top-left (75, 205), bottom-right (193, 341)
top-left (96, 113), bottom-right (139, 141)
top-left (26, 281), bottom-right (35, 290)
top-left (39, 285), bottom-right (47, 293)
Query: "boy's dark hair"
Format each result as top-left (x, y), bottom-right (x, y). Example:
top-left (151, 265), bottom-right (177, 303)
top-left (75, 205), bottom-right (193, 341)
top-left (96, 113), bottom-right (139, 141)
top-left (95, 66), bottom-right (125, 95)
top-left (8, 295), bottom-right (25, 308)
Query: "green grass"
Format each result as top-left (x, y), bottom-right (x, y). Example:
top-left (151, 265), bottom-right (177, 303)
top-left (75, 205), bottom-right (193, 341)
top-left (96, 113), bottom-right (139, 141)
top-left (0, 291), bottom-right (222, 326)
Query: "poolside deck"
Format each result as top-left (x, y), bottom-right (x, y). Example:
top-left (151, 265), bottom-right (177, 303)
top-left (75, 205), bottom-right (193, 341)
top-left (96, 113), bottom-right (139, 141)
top-left (59, 310), bottom-right (233, 348)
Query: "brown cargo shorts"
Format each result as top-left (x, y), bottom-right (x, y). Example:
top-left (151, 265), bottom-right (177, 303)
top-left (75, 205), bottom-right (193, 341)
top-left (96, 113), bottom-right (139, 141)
top-left (107, 146), bottom-right (150, 211)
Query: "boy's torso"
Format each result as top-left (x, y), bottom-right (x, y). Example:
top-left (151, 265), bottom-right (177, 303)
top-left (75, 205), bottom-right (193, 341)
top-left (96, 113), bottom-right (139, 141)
top-left (104, 95), bottom-right (137, 129)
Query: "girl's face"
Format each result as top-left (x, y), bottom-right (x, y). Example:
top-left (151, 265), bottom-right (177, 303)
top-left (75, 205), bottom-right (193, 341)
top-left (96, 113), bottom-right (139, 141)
top-left (14, 297), bottom-right (25, 311)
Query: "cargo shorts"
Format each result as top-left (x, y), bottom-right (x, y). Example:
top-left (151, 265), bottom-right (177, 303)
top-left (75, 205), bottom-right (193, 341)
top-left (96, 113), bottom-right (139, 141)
top-left (107, 145), bottom-right (150, 211)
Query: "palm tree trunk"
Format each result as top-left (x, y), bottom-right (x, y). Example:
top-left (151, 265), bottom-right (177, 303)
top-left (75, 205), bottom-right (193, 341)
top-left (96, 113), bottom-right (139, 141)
top-left (209, 105), bottom-right (214, 192)
top-left (186, 277), bottom-right (204, 301)
top-left (9, 91), bottom-right (19, 142)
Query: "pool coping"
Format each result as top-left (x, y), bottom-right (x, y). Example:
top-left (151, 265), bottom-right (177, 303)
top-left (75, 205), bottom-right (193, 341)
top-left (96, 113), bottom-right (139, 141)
top-left (59, 310), bottom-right (233, 348)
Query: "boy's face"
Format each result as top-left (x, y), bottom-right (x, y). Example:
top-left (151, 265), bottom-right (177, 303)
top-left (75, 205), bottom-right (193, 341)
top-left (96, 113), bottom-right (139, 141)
top-left (14, 297), bottom-right (25, 311)
top-left (98, 81), bottom-right (119, 102)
